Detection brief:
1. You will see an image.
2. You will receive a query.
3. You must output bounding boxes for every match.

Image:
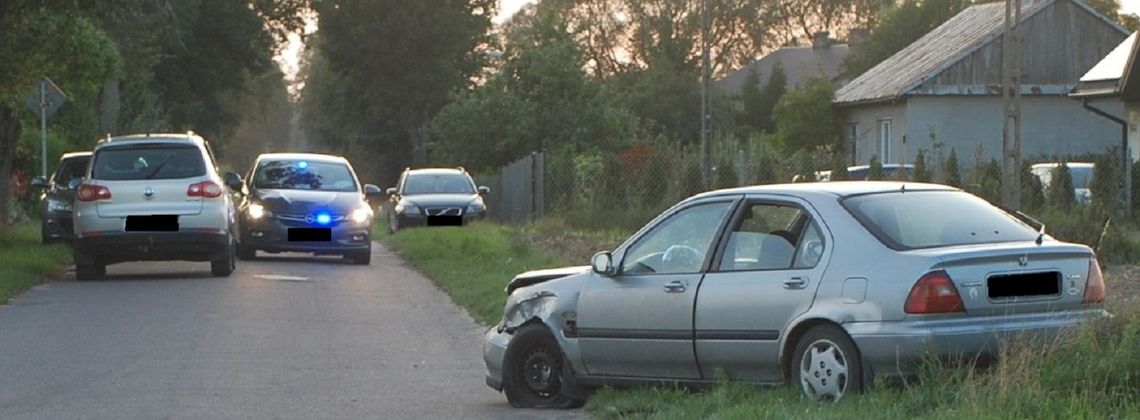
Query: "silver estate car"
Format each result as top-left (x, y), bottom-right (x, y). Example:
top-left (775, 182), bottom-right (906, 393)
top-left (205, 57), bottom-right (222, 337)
top-left (72, 133), bottom-right (241, 280)
top-left (483, 182), bottom-right (1108, 407)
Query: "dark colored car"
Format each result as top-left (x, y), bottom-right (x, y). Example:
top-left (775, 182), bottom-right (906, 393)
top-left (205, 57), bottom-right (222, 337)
top-left (31, 151), bottom-right (91, 243)
top-left (237, 153), bottom-right (383, 265)
top-left (386, 167), bottom-right (489, 233)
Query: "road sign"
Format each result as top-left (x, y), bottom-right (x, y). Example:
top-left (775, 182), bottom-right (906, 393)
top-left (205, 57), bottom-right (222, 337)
top-left (24, 78), bottom-right (68, 178)
top-left (25, 78), bottom-right (67, 120)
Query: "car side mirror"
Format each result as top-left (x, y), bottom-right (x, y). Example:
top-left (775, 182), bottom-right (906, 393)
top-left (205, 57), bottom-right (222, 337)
top-left (31, 176), bottom-right (48, 189)
top-left (386, 187), bottom-right (397, 197)
top-left (67, 178), bottom-right (83, 191)
top-left (478, 185), bottom-right (490, 195)
top-left (223, 172), bottom-right (244, 192)
top-left (591, 251), bottom-right (617, 276)
top-left (364, 184), bottom-right (383, 199)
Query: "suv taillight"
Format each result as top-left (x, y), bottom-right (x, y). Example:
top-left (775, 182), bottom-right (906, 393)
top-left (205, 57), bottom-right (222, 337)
top-left (187, 181), bottom-right (223, 198)
top-left (904, 271), bottom-right (965, 314)
top-left (76, 183), bottom-right (112, 201)
top-left (1083, 257), bottom-right (1106, 304)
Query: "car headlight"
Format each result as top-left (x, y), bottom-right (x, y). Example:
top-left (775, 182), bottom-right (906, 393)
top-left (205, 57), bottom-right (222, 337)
top-left (47, 199), bottom-right (72, 212)
top-left (395, 202), bottom-right (420, 215)
top-left (248, 203), bottom-right (267, 219)
top-left (466, 200), bottom-right (485, 214)
top-left (351, 207), bottom-right (372, 224)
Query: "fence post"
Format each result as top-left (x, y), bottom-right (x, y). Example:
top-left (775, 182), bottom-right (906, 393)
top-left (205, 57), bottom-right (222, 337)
top-left (533, 151), bottom-right (544, 221)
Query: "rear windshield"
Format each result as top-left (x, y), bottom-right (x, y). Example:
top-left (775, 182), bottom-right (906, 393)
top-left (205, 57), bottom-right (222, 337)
top-left (53, 156), bottom-right (89, 185)
top-left (842, 190), bottom-right (1038, 250)
top-left (402, 173), bottom-right (474, 195)
top-left (253, 160), bottom-right (357, 192)
top-left (92, 145), bottom-right (205, 180)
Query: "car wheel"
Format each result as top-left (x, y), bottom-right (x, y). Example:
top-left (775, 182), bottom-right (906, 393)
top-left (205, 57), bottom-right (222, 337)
top-left (502, 324), bottom-right (585, 409)
top-left (76, 264), bottom-right (102, 281)
top-left (349, 249), bottom-right (371, 265)
top-left (237, 243), bottom-right (257, 260)
top-left (211, 238), bottom-right (236, 277)
top-left (791, 324), bottom-right (863, 403)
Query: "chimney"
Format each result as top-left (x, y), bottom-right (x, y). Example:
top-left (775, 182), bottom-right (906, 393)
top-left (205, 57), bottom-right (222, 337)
top-left (849, 28), bottom-right (870, 49)
top-left (812, 31), bottom-right (831, 49)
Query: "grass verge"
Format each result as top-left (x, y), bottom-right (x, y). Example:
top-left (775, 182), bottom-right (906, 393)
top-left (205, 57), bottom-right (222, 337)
top-left (384, 222), bottom-right (565, 325)
top-left (0, 222), bottom-right (72, 304)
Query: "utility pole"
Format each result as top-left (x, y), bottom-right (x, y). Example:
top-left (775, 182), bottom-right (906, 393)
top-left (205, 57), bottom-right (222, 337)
top-left (1000, 0), bottom-right (1022, 210)
top-left (700, 0), bottom-right (712, 188)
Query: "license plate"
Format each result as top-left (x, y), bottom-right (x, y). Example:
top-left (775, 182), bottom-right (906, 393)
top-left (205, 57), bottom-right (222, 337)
top-left (125, 215), bottom-right (179, 232)
top-left (427, 215), bottom-right (462, 226)
top-left (288, 228), bottom-right (332, 242)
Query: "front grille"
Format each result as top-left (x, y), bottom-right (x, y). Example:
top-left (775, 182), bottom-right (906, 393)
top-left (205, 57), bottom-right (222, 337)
top-left (275, 212), bottom-right (346, 224)
top-left (425, 207), bottom-right (462, 216)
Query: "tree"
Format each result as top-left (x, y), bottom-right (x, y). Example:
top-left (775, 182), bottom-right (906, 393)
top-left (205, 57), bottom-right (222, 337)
top-left (311, 0), bottom-right (493, 183)
top-left (760, 0), bottom-right (887, 49)
top-left (0, 3), bottom-right (122, 228)
top-left (770, 78), bottom-right (840, 153)
top-left (1048, 163), bottom-right (1077, 211)
top-left (1085, 0), bottom-right (1140, 32)
top-left (828, 153), bottom-right (849, 181)
top-left (942, 148), bottom-right (962, 187)
top-left (841, 0), bottom-right (969, 79)
top-left (1020, 161), bottom-right (1045, 212)
top-left (1090, 150), bottom-right (1120, 213)
top-left (739, 64), bottom-right (787, 134)
top-left (913, 149), bottom-right (932, 182)
top-left (867, 155), bottom-right (884, 180)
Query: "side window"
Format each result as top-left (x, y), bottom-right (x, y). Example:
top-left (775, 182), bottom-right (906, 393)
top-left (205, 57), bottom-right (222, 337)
top-left (718, 203), bottom-right (824, 271)
top-left (620, 201), bottom-right (733, 275)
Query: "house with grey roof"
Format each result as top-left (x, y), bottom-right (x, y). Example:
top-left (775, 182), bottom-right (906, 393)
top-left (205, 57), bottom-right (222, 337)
top-left (832, 0), bottom-right (1128, 166)
top-left (1071, 31), bottom-right (1139, 161)
top-left (719, 32), bottom-right (852, 105)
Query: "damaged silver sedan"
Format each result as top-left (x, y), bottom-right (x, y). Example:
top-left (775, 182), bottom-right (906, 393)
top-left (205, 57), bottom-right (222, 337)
top-left (483, 182), bottom-right (1109, 406)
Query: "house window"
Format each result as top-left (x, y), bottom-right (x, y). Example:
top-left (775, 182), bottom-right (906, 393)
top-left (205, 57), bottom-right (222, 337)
top-left (879, 119), bottom-right (891, 164)
top-left (846, 123), bottom-right (857, 164)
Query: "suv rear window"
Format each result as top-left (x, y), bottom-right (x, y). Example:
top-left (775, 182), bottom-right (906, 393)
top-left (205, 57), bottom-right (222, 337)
top-left (92, 145), bottom-right (206, 180)
top-left (842, 190), bottom-right (1038, 250)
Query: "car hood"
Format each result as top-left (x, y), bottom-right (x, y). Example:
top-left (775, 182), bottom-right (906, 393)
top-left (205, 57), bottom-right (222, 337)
top-left (402, 194), bottom-right (479, 208)
top-left (253, 189), bottom-right (364, 213)
top-left (506, 265), bottom-right (590, 295)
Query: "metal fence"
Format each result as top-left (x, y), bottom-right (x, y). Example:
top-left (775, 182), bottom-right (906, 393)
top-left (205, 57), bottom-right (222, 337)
top-left (480, 140), bottom-right (1138, 231)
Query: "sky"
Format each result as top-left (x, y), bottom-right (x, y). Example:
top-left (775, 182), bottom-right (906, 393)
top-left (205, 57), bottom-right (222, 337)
top-left (496, 0), bottom-right (535, 24)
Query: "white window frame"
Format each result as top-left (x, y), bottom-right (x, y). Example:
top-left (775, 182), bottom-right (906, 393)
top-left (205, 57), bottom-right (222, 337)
top-left (878, 119), bottom-right (892, 164)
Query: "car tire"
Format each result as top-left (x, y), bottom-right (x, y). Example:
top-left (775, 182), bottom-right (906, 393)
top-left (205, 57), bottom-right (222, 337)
top-left (237, 243), bottom-right (257, 260)
top-left (349, 249), bottom-right (371, 265)
top-left (502, 324), bottom-right (585, 409)
top-left (76, 264), bottom-right (102, 281)
top-left (790, 324), bottom-right (864, 402)
top-left (211, 237), bottom-right (236, 277)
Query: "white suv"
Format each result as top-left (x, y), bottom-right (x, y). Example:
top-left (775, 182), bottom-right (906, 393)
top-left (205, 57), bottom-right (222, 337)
top-left (72, 133), bottom-right (240, 280)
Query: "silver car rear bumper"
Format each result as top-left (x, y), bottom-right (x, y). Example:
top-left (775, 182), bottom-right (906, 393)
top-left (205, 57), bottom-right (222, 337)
top-left (847, 308), bottom-right (1109, 377)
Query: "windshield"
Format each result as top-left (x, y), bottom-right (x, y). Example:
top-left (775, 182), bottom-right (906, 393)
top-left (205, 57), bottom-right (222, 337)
top-left (92, 146), bottom-right (205, 181)
top-left (401, 173), bottom-right (475, 195)
top-left (53, 156), bottom-right (89, 185)
top-left (254, 160), bottom-right (357, 192)
top-left (842, 191), bottom-right (1039, 250)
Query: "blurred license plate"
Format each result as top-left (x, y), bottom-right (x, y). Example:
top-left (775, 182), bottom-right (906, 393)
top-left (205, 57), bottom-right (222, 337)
top-left (427, 215), bottom-right (462, 226)
top-left (125, 215), bottom-right (179, 232)
top-left (288, 228), bottom-right (331, 242)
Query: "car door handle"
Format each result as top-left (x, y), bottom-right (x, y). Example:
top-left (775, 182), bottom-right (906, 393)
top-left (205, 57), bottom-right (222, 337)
top-left (663, 280), bottom-right (687, 293)
top-left (783, 277), bottom-right (808, 290)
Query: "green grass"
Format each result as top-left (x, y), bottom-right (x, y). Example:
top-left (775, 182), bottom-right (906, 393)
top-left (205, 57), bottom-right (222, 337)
top-left (385, 222), bottom-right (566, 324)
top-left (0, 222), bottom-right (72, 303)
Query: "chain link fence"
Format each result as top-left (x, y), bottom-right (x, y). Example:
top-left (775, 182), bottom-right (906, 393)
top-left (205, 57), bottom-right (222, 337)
top-left (479, 140), bottom-right (1139, 244)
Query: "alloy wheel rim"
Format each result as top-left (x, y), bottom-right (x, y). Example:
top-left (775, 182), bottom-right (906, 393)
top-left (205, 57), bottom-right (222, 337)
top-left (799, 338), bottom-right (849, 402)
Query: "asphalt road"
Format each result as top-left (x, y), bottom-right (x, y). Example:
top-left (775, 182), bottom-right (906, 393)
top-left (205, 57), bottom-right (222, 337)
top-left (0, 243), bottom-right (586, 419)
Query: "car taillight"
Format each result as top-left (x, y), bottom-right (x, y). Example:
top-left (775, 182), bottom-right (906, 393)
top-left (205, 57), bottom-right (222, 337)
top-left (1083, 257), bottom-right (1106, 304)
top-left (76, 184), bottom-right (112, 201)
top-left (905, 271), bottom-right (965, 314)
top-left (187, 181), bottom-right (223, 198)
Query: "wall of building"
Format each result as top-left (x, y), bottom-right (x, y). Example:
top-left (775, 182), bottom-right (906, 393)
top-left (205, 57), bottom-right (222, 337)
top-left (838, 102), bottom-right (908, 165)
top-left (1128, 101), bottom-right (1140, 162)
top-left (900, 95), bottom-right (1123, 166)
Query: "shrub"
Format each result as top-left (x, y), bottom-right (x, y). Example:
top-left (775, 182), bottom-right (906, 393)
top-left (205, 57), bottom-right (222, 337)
top-left (868, 155), bottom-right (884, 180)
top-left (1020, 161), bottom-right (1045, 212)
top-left (943, 148), bottom-right (962, 187)
top-left (1048, 163), bottom-right (1076, 211)
top-left (913, 149), bottom-right (932, 182)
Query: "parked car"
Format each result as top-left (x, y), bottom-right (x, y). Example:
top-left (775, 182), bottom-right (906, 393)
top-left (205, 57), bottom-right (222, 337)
top-left (31, 151), bottom-right (91, 243)
top-left (71, 133), bottom-right (242, 280)
top-left (236, 153), bottom-right (382, 264)
top-left (483, 181), bottom-right (1108, 406)
top-left (816, 163), bottom-right (915, 182)
top-left (1031, 162), bottom-right (1094, 204)
top-left (386, 167), bottom-right (489, 233)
